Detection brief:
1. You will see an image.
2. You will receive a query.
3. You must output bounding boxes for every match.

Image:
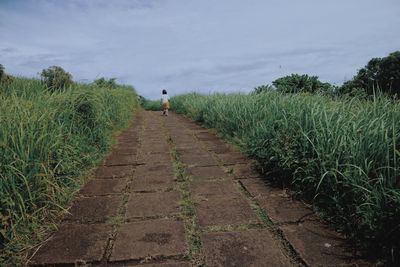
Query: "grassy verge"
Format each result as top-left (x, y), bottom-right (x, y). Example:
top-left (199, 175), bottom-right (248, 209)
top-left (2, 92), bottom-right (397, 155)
top-left (141, 99), bottom-right (162, 111)
top-left (171, 92), bottom-right (400, 264)
top-left (0, 77), bottom-right (138, 265)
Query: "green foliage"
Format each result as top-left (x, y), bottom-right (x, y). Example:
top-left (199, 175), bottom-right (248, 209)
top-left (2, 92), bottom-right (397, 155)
top-left (172, 92), bottom-right (400, 264)
top-left (341, 51), bottom-right (400, 96)
top-left (272, 74), bottom-right (333, 94)
top-left (0, 77), bottom-right (138, 265)
top-left (40, 66), bottom-right (73, 92)
top-left (0, 64), bottom-right (4, 80)
top-left (140, 97), bottom-right (162, 111)
top-left (0, 64), bottom-right (13, 85)
top-left (252, 84), bottom-right (275, 94)
top-left (94, 77), bottom-right (118, 89)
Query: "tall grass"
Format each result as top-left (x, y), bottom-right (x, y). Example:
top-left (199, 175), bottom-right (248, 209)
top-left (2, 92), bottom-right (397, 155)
top-left (141, 98), bottom-right (162, 111)
top-left (172, 92), bottom-right (400, 263)
top-left (0, 77), bottom-right (138, 265)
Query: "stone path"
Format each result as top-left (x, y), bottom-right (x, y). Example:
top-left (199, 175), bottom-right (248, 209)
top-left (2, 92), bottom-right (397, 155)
top-left (28, 111), bottom-right (368, 267)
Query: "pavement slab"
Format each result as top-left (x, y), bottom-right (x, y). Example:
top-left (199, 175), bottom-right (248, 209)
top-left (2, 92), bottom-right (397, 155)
top-left (110, 219), bottom-right (188, 262)
top-left (135, 163), bottom-right (175, 176)
top-left (241, 179), bottom-right (316, 224)
top-left (79, 178), bottom-right (129, 196)
top-left (194, 196), bottom-right (260, 227)
top-left (216, 152), bottom-right (251, 165)
top-left (187, 165), bottom-right (228, 180)
top-left (94, 165), bottom-right (134, 179)
top-left (280, 220), bottom-right (365, 267)
top-left (179, 153), bottom-right (218, 167)
top-left (63, 195), bottom-right (122, 223)
top-left (201, 229), bottom-right (293, 267)
top-left (225, 163), bottom-right (261, 179)
top-left (190, 180), bottom-right (241, 202)
top-left (104, 154), bottom-right (138, 166)
top-left (137, 152), bottom-right (172, 164)
top-left (29, 223), bottom-right (112, 266)
top-left (131, 173), bottom-right (176, 192)
top-left (126, 191), bottom-right (181, 219)
top-left (115, 262), bottom-right (191, 267)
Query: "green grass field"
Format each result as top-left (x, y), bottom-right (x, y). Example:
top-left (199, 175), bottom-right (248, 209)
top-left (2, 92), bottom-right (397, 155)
top-left (171, 92), bottom-right (400, 262)
top-left (0, 77), bottom-right (138, 265)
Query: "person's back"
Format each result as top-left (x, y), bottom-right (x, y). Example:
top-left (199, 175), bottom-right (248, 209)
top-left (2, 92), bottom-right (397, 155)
top-left (161, 94), bottom-right (169, 103)
top-left (161, 89), bottom-right (170, 116)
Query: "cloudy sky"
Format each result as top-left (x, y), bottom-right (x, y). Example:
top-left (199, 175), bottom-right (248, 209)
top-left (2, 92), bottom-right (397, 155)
top-left (1, 0), bottom-right (399, 99)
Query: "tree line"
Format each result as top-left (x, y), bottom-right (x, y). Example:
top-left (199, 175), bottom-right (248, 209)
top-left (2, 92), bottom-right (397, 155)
top-left (253, 51), bottom-right (400, 97)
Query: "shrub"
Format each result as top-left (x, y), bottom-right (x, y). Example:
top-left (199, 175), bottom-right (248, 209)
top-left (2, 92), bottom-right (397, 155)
top-left (272, 74), bottom-right (333, 94)
top-left (40, 66), bottom-right (73, 92)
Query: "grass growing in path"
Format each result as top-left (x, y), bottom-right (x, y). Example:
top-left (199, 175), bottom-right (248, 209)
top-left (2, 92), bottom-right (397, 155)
top-left (171, 92), bottom-right (400, 263)
top-left (0, 77), bottom-right (138, 265)
top-left (168, 137), bottom-right (204, 266)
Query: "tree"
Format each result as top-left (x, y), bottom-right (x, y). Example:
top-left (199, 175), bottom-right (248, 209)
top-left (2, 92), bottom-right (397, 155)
top-left (341, 51), bottom-right (400, 96)
top-left (40, 66), bottom-right (73, 92)
top-left (272, 74), bottom-right (332, 94)
top-left (0, 64), bottom-right (4, 81)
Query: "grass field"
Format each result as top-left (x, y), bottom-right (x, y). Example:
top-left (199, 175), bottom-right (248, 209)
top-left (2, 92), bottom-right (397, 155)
top-left (171, 92), bottom-right (400, 263)
top-left (0, 77), bottom-right (138, 265)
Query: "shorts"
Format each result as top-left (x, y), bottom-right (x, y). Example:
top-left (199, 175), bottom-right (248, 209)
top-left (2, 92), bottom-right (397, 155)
top-left (162, 102), bottom-right (170, 109)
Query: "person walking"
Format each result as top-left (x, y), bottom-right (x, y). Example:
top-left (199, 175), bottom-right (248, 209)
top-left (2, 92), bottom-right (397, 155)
top-left (161, 89), bottom-right (170, 116)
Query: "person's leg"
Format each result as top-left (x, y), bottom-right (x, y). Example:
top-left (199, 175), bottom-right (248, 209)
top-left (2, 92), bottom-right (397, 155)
top-left (166, 109), bottom-right (169, 116)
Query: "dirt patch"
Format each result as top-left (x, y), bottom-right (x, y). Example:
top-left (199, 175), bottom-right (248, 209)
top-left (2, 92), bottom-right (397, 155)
top-left (29, 223), bottom-right (112, 266)
top-left (126, 191), bottom-right (181, 219)
top-left (63, 195), bottom-right (122, 223)
top-left (110, 219), bottom-right (187, 262)
top-left (194, 197), bottom-right (260, 227)
top-left (94, 165), bottom-right (134, 179)
top-left (79, 178), bottom-right (128, 196)
top-left (201, 229), bottom-right (292, 267)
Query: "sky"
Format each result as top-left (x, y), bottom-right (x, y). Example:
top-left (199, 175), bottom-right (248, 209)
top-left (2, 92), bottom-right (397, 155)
top-left (0, 0), bottom-right (399, 99)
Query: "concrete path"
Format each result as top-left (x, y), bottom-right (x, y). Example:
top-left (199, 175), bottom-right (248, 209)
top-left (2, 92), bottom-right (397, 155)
top-left (28, 111), bottom-right (366, 267)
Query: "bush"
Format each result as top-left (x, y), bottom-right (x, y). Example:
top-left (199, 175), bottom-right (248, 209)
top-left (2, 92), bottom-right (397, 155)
top-left (40, 66), bottom-right (73, 92)
top-left (272, 74), bottom-right (333, 94)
